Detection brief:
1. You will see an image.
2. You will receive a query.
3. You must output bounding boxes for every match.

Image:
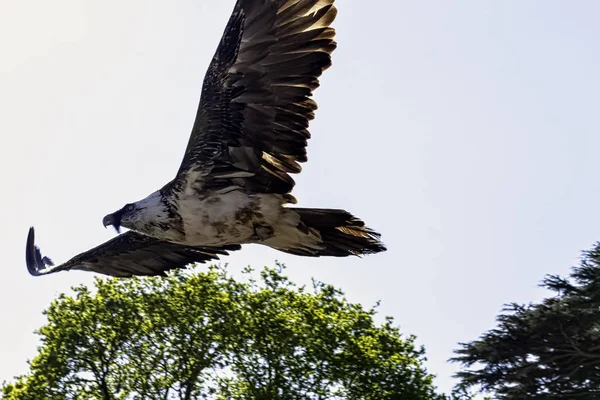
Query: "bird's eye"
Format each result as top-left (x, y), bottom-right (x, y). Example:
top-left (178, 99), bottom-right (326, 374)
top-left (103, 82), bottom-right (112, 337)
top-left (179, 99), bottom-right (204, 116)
top-left (127, 205), bottom-right (134, 211)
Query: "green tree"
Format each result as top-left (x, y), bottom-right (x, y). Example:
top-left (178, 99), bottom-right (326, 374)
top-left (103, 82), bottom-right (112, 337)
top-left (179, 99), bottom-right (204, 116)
top-left (451, 244), bottom-right (600, 399)
top-left (2, 264), bottom-right (448, 400)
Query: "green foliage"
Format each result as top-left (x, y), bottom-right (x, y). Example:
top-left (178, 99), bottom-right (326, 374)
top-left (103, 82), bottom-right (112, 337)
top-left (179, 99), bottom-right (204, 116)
top-left (451, 244), bottom-right (600, 399)
top-left (2, 264), bottom-right (446, 400)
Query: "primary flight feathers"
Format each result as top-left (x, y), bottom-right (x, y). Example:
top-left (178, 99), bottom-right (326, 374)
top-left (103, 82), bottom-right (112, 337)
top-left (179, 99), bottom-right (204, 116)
top-left (26, 0), bottom-right (386, 278)
top-left (26, 228), bottom-right (241, 278)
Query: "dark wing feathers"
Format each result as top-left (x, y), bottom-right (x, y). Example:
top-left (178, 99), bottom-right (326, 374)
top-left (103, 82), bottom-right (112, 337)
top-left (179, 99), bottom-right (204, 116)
top-left (26, 227), bottom-right (241, 278)
top-left (170, 0), bottom-right (337, 197)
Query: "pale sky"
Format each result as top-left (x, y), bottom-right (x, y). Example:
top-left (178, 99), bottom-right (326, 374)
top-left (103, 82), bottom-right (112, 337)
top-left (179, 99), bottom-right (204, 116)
top-left (2, 0), bottom-right (600, 395)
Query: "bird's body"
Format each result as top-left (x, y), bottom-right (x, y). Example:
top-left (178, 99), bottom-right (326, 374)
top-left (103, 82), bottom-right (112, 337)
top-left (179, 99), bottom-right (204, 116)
top-left (170, 189), bottom-right (267, 246)
top-left (26, 0), bottom-right (387, 278)
top-left (132, 189), bottom-right (293, 248)
top-left (126, 188), bottom-right (336, 256)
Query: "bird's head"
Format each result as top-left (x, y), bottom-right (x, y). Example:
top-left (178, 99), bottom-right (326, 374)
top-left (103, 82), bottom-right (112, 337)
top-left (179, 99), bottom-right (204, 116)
top-left (103, 203), bottom-right (138, 234)
top-left (102, 191), bottom-right (168, 234)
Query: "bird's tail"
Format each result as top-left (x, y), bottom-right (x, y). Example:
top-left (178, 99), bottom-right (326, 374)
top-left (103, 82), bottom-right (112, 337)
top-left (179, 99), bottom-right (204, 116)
top-left (282, 208), bottom-right (386, 257)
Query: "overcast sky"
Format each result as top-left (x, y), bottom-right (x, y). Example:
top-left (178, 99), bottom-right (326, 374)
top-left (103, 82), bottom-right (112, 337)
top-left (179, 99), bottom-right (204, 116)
top-left (2, 0), bottom-right (600, 394)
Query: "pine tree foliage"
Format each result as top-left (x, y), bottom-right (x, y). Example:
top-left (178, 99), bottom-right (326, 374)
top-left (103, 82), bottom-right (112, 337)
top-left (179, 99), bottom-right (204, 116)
top-left (452, 244), bottom-right (600, 399)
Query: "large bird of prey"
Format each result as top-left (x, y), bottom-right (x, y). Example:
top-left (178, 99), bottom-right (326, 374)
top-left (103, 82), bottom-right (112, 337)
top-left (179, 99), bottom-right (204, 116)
top-left (26, 0), bottom-right (386, 278)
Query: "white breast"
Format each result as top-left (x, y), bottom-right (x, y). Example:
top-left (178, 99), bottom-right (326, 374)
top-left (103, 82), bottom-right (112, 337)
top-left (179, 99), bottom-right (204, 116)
top-left (177, 190), bottom-right (280, 246)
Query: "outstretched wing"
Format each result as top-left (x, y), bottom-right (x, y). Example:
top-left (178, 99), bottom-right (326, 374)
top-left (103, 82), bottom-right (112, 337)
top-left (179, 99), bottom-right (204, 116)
top-left (169, 0), bottom-right (337, 197)
top-left (25, 227), bottom-right (241, 278)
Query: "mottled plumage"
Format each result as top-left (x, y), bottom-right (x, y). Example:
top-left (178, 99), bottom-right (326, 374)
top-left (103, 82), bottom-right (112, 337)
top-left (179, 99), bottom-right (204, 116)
top-left (26, 0), bottom-right (386, 278)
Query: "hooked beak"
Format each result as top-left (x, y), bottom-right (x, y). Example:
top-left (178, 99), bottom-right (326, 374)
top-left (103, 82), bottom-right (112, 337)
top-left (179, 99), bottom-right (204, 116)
top-left (102, 213), bottom-right (121, 234)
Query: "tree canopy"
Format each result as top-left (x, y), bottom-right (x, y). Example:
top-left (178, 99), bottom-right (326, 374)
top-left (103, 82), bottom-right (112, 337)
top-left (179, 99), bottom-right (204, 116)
top-left (452, 244), bottom-right (600, 399)
top-left (2, 264), bottom-right (450, 400)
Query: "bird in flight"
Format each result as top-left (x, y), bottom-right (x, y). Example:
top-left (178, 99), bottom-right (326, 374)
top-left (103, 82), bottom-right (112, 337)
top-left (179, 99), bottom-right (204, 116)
top-left (26, 0), bottom-right (386, 278)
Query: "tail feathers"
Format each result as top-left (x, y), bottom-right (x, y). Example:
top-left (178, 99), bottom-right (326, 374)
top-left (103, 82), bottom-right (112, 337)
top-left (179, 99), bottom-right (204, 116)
top-left (285, 208), bottom-right (386, 257)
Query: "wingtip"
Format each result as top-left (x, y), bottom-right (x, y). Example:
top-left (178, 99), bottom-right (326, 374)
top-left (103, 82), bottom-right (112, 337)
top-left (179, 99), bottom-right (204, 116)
top-left (25, 226), bottom-right (54, 276)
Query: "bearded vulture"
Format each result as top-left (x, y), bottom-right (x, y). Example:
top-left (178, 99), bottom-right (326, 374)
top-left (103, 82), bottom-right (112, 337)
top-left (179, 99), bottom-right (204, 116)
top-left (26, 0), bottom-right (386, 278)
